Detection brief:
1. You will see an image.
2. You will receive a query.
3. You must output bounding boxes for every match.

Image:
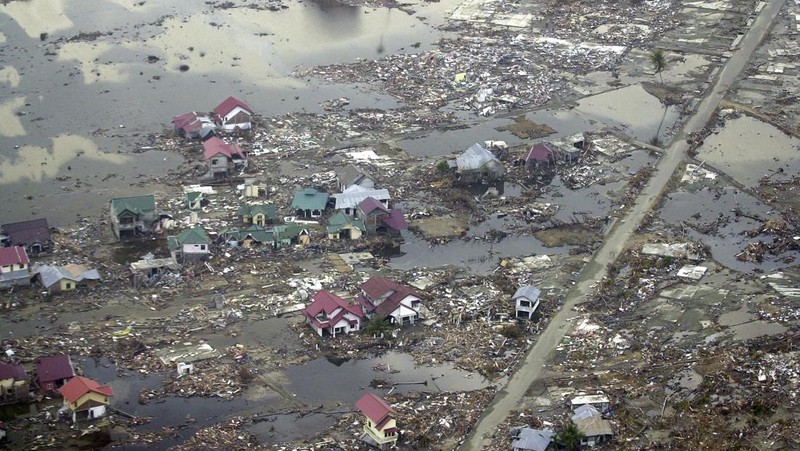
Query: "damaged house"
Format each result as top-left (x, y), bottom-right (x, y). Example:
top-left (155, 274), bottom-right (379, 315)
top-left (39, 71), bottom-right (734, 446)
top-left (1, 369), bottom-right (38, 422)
top-left (36, 354), bottom-right (75, 394)
top-left (357, 197), bottom-right (407, 237)
top-left (36, 264), bottom-right (101, 295)
top-left (513, 285), bottom-right (541, 320)
top-left (571, 404), bottom-right (614, 447)
top-left (202, 137), bottom-right (247, 180)
top-left (450, 143), bottom-right (506, 184)
top-left (213, 96), bottom-right (254, 132)
top-left (333, 185), bottom-right (390, 217)
top-left (109, 195), bottom-right (158, 241)
top-left (335, 164), bottom-right (375, 191)
top-left (1, 218), bottom-right (52, 254)
top-left (172, 111), bottom-right (216, 140)
top-left (358, 276), bottom-right (423, 326)
top-left (0, 363), bottom-right (29, 404)
top-left (303, 290), bottom-right (363, 338)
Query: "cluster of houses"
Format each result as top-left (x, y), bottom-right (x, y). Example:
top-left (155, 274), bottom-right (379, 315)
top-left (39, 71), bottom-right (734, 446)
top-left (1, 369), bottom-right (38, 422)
top-left (446, 136), bottom-right (586, 186)
top-left (303, 275), bottom-right (424, 338)
top-left (172, 96), bottom-right (254, 180)
top-left (510, 393), bottom-right (614, 450)
top-left (108, 166), bottom-right (408, 263)
top-left (0, 355), bottom-right (113, 424)
top-left (0, 219), bottom-right (101, 293)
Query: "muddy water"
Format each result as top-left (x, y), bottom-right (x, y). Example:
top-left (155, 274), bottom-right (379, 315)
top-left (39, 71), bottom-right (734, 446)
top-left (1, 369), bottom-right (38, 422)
top-left (695, 115), bottom-right (800, 187)
top-left (0, 0), bottom-right (455, 225)
top-left (717, 305), bottom-right (788, 340)
top-left (659, 186), bottom-right (800, 272)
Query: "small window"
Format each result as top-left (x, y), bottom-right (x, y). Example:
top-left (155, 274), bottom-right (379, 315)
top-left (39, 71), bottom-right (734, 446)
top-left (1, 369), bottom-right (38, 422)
top-left (200, 244), bottom-right (207, 251)
top-left (65, 283), bottom-right (72, 289)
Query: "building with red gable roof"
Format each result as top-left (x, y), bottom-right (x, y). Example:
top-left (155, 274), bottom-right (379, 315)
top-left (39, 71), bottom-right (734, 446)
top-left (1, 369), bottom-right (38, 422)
top-left (213, 96), bottom-right (253, 132)
top-left (202, 137), bottom-right (247, 179)
top-left (303, 290), bottom-right (363, 337)
top-left (358, 276), bottom-right (423, 326)
top-left (0, 246), bottom-right (30, 288)
top-left (59, 376), bottom-right (113, 423)
top-left (355, 392), bottom-right (398, 448)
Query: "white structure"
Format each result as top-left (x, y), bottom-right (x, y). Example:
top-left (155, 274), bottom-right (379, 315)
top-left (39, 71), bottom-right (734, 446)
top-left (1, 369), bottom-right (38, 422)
top-left (333, 185), bottom-right (390, 216)
top-left (513, 285), bottom-right (541, 319)
top-left (177, 362), bottom-right (194, 376)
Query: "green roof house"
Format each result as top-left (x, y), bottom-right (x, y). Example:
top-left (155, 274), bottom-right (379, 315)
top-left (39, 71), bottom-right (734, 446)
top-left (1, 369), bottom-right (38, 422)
top-left (290, 188), bottom-right (329, 219)
top-left (326, 211), bottom-right (366, 240)
top-left (238, 204), bottom-right (278, 226)
top-left (186, 192), bottom-right (205, 211)
top-left (219, 225), bottom-right (273, 248)
top-left (273, 224), bottom-right (310, 249)
top-left (167, 226), bottom-right (211, 261)
top-left (109, 195), bottom-right (157, 241)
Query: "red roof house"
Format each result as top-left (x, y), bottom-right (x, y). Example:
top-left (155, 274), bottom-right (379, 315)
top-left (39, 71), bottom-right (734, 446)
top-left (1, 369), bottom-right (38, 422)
top-left (172, 111), bottom-right (216, 139)
top-left (0, 246), bottom-right (31, 287)
top-left (214, 96), bottom-right (253, 131)
top-left (1, 219), bottom-right (52, 254)
top-left (356, 197), bottom-right (406, 236)
top-left (202, 137), bottom-right (246, 179)
top-left (59, 376), bottom-right (113, 423)
top-left (358, 277), bottom-right (423, 326)
top-left (36, 354), bottom-right (75, 393)
top-left (355, 392), bottom-right (398, 448)
top-left (304, 290), bottom-right (363, 338)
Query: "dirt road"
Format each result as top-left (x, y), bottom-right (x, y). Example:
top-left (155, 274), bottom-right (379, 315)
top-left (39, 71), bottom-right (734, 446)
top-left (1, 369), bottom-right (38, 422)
top-left (461, 0), bottom-right (788, 448)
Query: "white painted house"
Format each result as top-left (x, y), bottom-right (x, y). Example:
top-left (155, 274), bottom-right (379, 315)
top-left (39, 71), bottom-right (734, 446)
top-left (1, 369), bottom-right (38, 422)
top-left (167, 226), bottom-right (211, 262)
top-left (358, 276), bottom-right (423, 326)
top-left (213, 96), bottom-right (254, 131)
top-left (304, 290), bottom-right (364, 337)
top-left (513, 285), bottom-right (541, 319)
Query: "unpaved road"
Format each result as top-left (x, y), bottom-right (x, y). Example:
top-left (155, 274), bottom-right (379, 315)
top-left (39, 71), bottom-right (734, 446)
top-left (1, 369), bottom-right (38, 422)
top-left (461, 0), bottom-right (788, 448)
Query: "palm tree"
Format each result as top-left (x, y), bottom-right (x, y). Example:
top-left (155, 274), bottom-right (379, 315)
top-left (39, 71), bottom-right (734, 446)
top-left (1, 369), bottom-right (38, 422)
top-left (650, 49), bottom-right (666, 84)
top-left (649, 49), bottom-right (668, 145)
top-left (556, 422), bottom-right (585, 451)
top-left (364, 316), bottom-right (393, 337)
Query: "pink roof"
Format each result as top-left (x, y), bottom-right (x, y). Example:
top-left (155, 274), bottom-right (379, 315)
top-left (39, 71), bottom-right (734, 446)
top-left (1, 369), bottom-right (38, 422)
top-left (304, 290), bottom-right (363, 330)
top-left (0, 246), bottom-right (28, 266)
top-left (361, 276), bottom-right (401, 300)
top-left (525, 142), bottom-right (555, 162)
top-left (214, 96), bottom-right (253, 117)
top-left (202, 137), bottom-right (244, 161)
top-left (384, 209), bottom-right (407, 230)
top-left (355, 392), bottom-right (395, 427)
top-left (59, 376), bottom-right (113, 404)
top-left (172, 112), bottom-right (195, 129)
top-left (358, 197), bottom-right (389, 215)
top-left (360, 277), bottom-right (421, 317)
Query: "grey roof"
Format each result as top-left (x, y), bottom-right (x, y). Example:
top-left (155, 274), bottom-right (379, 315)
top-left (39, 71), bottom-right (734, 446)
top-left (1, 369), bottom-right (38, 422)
top-left (513, 285), bottom-right (541, 302)
top-left (455, 143), bottom-right (498, 171)
top-left (571, 405), bottom-right (613, 437)
top-left (511, 427), bottom-right (553, 451)
top-left (333, 186), bottom-right (390, 210)
top-left (335, 165), bottom-right (374, 188)
top-left (36, 264), bottom-right (101, 289)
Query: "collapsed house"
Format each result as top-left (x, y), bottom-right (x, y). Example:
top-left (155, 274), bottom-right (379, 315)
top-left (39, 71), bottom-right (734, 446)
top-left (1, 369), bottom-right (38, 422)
top-left (449, 143), bottom-right (506, 184)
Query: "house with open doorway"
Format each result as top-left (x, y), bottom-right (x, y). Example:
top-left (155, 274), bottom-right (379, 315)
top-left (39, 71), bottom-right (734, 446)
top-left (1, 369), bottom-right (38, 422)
top-left (326, 211), bottom-right (366, 240)
top-left (358, 276), bottom-right (423, 326)
top-left (219, 225), bottom-right (272, 248)
top-left (449, 143), bottom-right (506, 184)
top-left (202, 137), bottom-right (246, 179)
top-left (59, 376), bottom-right (113, 423)
top-left (167, 226), bottom-right (211, 262)
top-left (109, 194), bottom-right (158, 241)
top-left (272, 224), bottom-right (311, 248)
top-left (1, 218), bottom-right (52, 254)
top-left (513, 285), bottom-right (541, 319)
top-left (303, 290), bottom-right (363, 337)
top-left (0, 246), bottom-right (30, 288)
top-left (238, 204), bottom-right (278, 226)
top-left (355, 392), bottom-right (399, 449)
top-left (291, 188), bottom-right (329, 219)
top-left (356, 197), bottom-right (407, 237)
top-left (525, 142), bottom-right (557, 174)
top-left (214, 96), bottom-right (254, 132)
top-left (0, 363), bottom-right (29, 404)
top-left (36, 354), bottom-right (75, 394)
top-left (35, 264), bottom-right (101, 295)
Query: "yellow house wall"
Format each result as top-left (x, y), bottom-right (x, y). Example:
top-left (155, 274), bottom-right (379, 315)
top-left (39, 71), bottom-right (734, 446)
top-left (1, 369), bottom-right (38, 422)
top-left (364, 417), bottom-right (398, 444)
top-left (60, 279), bottom-right (77, 291)
top-left (68, 391), bottom-right (109, 411)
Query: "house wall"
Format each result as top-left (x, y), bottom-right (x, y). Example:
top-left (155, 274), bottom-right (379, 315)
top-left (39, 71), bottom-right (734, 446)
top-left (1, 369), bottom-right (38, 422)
top-left (0, 378), bottom-right (27, 403)
top-left (364, 416), bottom-right (398, 445)
top-left (181, 243), bottom-right (209, 259)
top-left (221, 108), bottom-right (251, 130)
top-left (59, 279), bottom-right (77, 292)
top-left (252, 213), bottom-right (267, 226)
top-left (69, 392), bottom-right (110, 412)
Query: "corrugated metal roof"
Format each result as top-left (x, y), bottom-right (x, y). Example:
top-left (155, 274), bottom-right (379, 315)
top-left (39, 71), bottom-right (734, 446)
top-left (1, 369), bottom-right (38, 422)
top-left (513, 285), bottom-right (541, 301)
top-left (455, 143), bottom-right (496, 171)
top-left (333, 187), bottom-right (390, 210)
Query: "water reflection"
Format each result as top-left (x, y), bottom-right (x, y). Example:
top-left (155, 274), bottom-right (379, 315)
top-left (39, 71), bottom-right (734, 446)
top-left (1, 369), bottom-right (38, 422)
top-left (0, 0), bottom-right (73, 38)
top-left (0, 97), bottom-right (26, 137)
